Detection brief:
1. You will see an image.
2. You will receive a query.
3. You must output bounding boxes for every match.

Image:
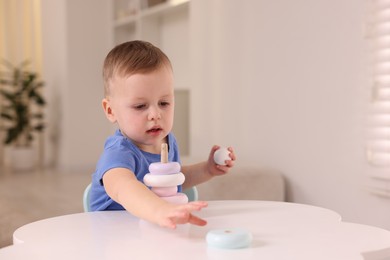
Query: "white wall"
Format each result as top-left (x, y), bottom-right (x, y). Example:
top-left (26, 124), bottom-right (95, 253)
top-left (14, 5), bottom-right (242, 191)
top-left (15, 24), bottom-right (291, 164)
top-left (41, 0), bottom-right (112, 170)
top-left (190, 0), bottom-right (390, 230)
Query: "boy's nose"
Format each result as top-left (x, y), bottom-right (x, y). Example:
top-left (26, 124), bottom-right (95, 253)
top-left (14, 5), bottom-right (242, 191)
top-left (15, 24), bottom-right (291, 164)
top-left (148, 107), bottom-right (161, 121)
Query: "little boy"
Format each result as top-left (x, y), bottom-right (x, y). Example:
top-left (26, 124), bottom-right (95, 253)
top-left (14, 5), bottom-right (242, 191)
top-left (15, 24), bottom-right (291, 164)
top-left (90, 40), bottom-right (235, 229)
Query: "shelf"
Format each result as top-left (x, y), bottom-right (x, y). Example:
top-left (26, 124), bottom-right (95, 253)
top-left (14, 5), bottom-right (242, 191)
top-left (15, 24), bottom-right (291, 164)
top-left (141, 0), bottom-right (189, 19)
top-left (114, 14), bottom-right (138, 27)
top-left (113, 0), bottom-right (189, 28)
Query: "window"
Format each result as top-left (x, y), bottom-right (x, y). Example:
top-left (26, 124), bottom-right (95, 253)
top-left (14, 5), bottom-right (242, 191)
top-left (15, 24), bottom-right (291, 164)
top-left (367, 0), bottom-right (390, 167)
top-left (366, 0), bottom-right (390, 196)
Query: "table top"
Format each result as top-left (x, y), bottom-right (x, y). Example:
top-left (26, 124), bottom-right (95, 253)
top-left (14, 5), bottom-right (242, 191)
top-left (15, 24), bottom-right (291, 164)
top-left (1, 200), bottom-right (390, 260)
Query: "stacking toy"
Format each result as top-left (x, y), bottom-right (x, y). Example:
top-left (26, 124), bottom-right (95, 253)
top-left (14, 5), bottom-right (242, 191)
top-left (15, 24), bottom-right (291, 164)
top-left (206, 228), bottom-right (253, 249)
top-left (213, 147), bottom-right (231, 165)
top-left (143, 143), bottom-right (188, 204)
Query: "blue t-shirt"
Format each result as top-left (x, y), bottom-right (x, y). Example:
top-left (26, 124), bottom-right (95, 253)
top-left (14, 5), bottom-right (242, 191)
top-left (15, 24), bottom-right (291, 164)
top-left (90, 129), bottom-right (181, 211)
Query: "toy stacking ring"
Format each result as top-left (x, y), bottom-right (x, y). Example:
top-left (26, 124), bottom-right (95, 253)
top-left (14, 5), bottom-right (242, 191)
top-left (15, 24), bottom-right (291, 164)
top-left (144, 143), bottom-right (188, 204)
top-left (149, 162), bottom-right (181, 175)
top-left (160, 193), bottom-right (189, 204)
top-left (206, 228), bottom-right (253, 249)
top-left (151, 186), bottom-right (178, 197)
top-left (143, 172), bottom-right (185, 187)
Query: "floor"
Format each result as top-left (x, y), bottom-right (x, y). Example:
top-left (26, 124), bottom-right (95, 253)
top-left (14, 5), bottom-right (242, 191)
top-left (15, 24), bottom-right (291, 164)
top-left (0, 167), bottom-right (93, 248)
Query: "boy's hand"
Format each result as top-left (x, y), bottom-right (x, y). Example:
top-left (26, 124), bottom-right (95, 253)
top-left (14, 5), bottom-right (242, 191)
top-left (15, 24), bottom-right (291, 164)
top-left (159, 201), bottom-right (208, 229)
top-left (207, 145), bottom-right (236, 177)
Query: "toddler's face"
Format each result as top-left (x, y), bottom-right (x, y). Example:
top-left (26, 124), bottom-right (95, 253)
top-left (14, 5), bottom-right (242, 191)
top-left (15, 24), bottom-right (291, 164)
top-left (103, 66), bottom-right (174, 154)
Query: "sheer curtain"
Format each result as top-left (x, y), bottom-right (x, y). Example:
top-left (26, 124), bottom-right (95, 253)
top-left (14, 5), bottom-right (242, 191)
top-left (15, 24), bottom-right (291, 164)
top-left (0, 0), bottom-right (43, 167)
top-left (0, 0), bottom-right (43, 71)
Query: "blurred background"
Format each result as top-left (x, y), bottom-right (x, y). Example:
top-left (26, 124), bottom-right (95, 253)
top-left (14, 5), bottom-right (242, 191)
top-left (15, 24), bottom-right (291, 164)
top-left (1, 0), bottom-right (390, 247)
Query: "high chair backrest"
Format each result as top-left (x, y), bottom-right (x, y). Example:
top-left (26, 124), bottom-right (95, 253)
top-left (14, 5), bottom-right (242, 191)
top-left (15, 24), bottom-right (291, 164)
top-left (83, 184), bottom-right (198, 212)
top-left (183, 186), bottom-right (199, 202)
top-left (83, 183), bottom-right (92, 212)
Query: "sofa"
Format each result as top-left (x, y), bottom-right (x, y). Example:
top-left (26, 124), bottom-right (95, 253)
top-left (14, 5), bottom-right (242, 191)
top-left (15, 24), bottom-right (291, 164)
top-left (197, 166), bottom-right (285, 201)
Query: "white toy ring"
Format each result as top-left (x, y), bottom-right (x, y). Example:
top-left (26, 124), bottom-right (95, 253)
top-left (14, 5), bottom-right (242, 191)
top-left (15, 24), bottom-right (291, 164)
top-left (151, 186), bottom-right (178, 197)
top-left (161, 193), bottom-right (189, 204)
top-left (149, 162), bottom-right (181, 175)
top-left (143, 172), bottom-right (185, 187)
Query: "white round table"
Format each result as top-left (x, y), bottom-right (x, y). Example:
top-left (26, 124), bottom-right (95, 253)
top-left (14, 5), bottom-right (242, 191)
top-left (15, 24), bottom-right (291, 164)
top-left (1, 201), bottom-right (390, 259)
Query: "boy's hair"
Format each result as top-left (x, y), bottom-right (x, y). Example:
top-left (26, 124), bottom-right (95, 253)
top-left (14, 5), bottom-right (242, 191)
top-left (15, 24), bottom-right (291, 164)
top-left (102, 40), bottom-right (172, 96)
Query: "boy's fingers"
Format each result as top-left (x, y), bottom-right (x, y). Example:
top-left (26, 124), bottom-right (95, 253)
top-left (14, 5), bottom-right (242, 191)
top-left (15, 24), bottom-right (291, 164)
top-left (184, 201), bottom-right (208, 211)
top-left (167, 201), bottom-right (208, 226)
top-left (225, 160), bottom-right (235, 167)
top-left (188, 214), bottom-right (207, 226)
top-left (165, 221), bottom-right (177, 229)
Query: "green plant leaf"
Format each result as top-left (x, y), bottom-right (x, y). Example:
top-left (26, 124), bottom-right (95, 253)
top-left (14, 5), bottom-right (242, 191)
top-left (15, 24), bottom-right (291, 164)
top-left (0, 59), bottom-right (46, 145)
top-left (4, 128), bottom-right (21, 145)
top-left (29, 89), bottom-right (46, 106)
top-left (0, 89), bottom-right (17, 101)
top-left (34, 124), bottom-right (45, 131)
top-left (31, 113), bottom-right (44, 119)
top-left (0, 79), bottom-right (15, 85)
top-left (0, 112), bottom-right (14, 120)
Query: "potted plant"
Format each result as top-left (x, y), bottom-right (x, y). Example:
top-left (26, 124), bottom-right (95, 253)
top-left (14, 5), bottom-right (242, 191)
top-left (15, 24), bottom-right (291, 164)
top-left (0, 60), bottom-right (46, 170)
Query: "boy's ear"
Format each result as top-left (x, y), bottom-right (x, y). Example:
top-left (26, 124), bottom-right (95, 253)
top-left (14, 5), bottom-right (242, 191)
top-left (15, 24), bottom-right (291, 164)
top-left (102, 98), bottom-right (116, 123)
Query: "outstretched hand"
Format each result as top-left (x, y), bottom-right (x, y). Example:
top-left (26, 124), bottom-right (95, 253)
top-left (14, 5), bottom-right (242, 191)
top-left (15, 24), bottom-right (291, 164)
top-left (159, 201), bottom-right (208, 229)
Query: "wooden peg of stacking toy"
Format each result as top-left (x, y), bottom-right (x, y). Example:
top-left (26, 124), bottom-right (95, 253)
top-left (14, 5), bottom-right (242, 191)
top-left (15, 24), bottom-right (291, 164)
top-left (161, 143), bottom-right (168, 163)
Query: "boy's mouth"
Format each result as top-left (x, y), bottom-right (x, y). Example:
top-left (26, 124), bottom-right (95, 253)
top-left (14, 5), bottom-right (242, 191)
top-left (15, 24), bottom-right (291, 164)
top-left (147, 126), bottom-right (162, 133)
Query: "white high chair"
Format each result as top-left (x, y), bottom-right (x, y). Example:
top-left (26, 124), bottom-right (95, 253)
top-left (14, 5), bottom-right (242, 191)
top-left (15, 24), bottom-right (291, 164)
top-left (83, 184), bottom-right (198, 212)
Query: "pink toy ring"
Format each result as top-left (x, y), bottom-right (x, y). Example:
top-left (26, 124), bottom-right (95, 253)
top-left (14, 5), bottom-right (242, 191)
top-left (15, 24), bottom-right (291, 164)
top-left (161, 193), bottom-right (189, 204)
top-left (143, 172), bottom-right (185, 187)
top-left (149, 162), bottom-right (181, 175)
top-left (151, 186), bottom-right (178, 197)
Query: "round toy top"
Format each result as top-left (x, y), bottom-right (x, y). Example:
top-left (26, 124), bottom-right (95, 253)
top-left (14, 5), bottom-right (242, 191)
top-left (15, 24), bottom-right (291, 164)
top-left (213, 147), bottom-right (231, 165)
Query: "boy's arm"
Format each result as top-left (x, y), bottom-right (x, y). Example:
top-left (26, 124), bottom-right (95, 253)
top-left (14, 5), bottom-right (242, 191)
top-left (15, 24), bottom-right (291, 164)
top-left (103, 167), bottom-right (207, 228)
top-left (182, 145), bottom-right (236, 190)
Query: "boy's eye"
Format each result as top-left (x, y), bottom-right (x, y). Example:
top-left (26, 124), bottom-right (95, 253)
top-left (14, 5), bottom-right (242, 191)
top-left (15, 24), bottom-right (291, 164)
top-left (134, 104), bottom-right (147, 110)
top-left (159, 101), bottom-right (170, 107)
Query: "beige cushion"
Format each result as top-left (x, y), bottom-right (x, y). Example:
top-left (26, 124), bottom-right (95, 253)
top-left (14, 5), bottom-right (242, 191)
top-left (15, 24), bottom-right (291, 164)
top-left (197, 166), bottom-right (285, 201)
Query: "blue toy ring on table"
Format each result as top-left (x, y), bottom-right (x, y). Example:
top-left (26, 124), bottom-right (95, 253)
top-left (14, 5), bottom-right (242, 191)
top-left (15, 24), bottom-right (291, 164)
top-left (206, 228), bottom-right (253, 249)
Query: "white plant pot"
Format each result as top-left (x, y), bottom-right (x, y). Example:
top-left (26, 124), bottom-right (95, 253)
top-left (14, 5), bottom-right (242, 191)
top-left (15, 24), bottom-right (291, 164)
top-left (8, 147), bottom-right (36, 172)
